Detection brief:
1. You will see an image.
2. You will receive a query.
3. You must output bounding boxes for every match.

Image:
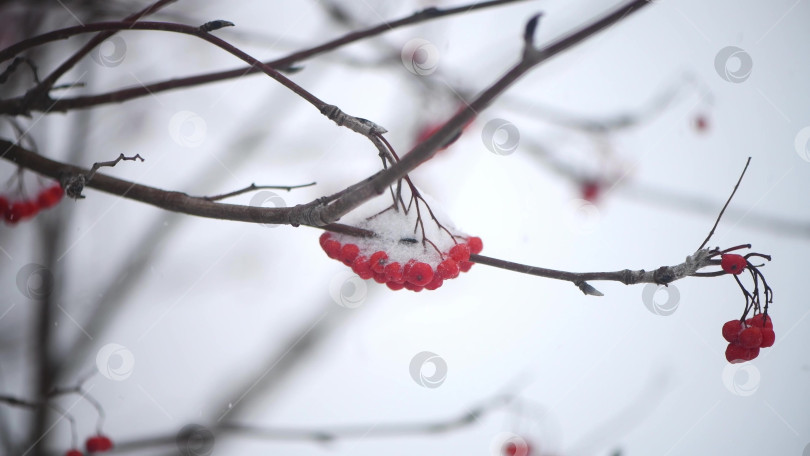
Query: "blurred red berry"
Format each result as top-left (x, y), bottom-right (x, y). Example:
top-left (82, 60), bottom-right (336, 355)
top-left (581, 180), bottom-right (600, 202)
top-left (85, 435), bottom-right (113, 453)
top-left (693, 114), bottom-right (709, 132)
top-left (65, 450), bottom-right (83, 456)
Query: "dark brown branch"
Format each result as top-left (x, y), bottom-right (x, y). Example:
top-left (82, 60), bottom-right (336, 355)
top-left (697, 157), bottom-right (752, 250)
top-left (0, 139), bottom-right (374, 235)
top-left (0, 0), bottom-right (528, 114)
top-left (20, 0), bottom-right (177, 110)
top-left (100, 395), bottom-right (513, 452)
top-left (1, 2), bottom-right (649, 232)
top-left (470, 249), bottom-right (715, 296)
top-left (313, 0), bottom-right (651, 225)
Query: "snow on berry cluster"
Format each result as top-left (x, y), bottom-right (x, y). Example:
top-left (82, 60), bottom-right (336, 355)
top-left (318, 209), bottom-right (482, 292)
top-left (722, 313), bottom-right (774, 363)
top-left (320, 231), bottom-right (482, 292)
top-left (1, 182), bottom-right (63, 225)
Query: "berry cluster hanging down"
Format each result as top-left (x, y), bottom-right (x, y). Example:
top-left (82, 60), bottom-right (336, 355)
top-left (715, 250), bottom-right (774, 364)
top-left (722, 313), bottom-right (774, 363)
top-left (1, 182), bottom-right (63, 225)
top-left (320, 231), bottom-right (482, 292)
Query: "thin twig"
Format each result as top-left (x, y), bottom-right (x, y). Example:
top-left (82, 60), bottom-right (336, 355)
top-left (202, 182), bottom-right (316, 202)
top-left (0, 0), bottom-right (528, 114)
top-left (87, 153), bottom-right (144, 179)
top-left (470, 249), bottom-right (715, 296)
top-left (697, 157), bottom-right (752, 250)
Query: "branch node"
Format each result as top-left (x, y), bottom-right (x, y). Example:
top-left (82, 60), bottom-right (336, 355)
top-left (199, 20), bottom-right (235, 32)
top-left (652, 266), bottom-right (675, 285)
top-left (522, 13), bottom-right (543, 60)
top-left (319, 104), bottom-right (388, 135)
top-left (576, 281), bottom-right (604, 296)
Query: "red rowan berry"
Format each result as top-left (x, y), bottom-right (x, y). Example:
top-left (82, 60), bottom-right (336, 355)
top-left (403, 282), bottom-right (424, 292)
top-left (437, 259), bottom-right (459, 279)
top-left (738, 327), bottom-right (762, 349)
top-left (760, 328), bottom-right (775, 348)
top-left (424, 275), bottom-right (443, 290)
top-left (384, 262), bottom-right (404, 284)
top-left (467, 236), bottom-right (483, 254)
top-left (319, 232), bottom-right (332, 248)
top-left (351, 256), bottom-right (374, 280)
top-left (339, 243), bottom-right (360, 265)
top-left (65, 450), bottom-right (83, 456)
top-left (725, 344), bottom-right (754, 363)
top-left (448, 244), bottom-right (470, 262)
top-left (369, 251), bottom-right (388, 274)
top-left (457, 260), bottom-right (473, 272)
top-left (372, 272), bottom-right (387, 284)
top-left (746, 314), bottom-right (773, 329)
top-left (720, 254), bottom-right (747, 275)
top-left (406, 262), bottom-right (433, 286)
top-left (322, 239), bottom-right (342, 259)
top-left (0, 196), bottom-right (8, 214)
top-left (722, 320), bottom-right (743, 343)
top-left (386, 281), bottom-right (405, 291)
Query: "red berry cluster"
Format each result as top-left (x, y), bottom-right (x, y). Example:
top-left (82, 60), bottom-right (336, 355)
top-left (1, 183), bottom-right (63, 225)
top-left (723, 313), bottom-right (774, 363)
top-left (320, 232), bottom-right (483, 292)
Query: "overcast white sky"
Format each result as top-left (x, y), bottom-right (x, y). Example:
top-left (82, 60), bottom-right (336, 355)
top-left (2, 0), bottom-right (809, 455)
